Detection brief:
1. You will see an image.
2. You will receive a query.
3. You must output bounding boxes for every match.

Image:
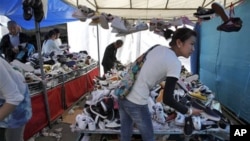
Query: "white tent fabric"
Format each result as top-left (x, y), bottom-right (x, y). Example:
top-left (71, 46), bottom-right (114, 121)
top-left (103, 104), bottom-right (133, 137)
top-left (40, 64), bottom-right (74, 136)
top-left (63, 0), bottom-right (240, 21)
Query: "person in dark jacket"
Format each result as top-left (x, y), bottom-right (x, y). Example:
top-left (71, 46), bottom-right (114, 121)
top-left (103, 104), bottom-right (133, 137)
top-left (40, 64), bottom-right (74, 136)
top-left (0, 21), bottom-right (30, 63)
top-left (101, 39), bottom-right (123, 74)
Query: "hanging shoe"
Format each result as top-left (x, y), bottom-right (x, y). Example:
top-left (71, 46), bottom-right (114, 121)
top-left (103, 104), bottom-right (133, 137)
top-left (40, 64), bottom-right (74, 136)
top-left (32, 0), bottom-right (44, 23)
top-left (22, 0), bottom-right (33, 21)
top-left (217, 17), bottom-right (243, 32)
top-left (193, 6), bottom-right (215, 19)
top-left (211, 2), bottom-right (229, 22)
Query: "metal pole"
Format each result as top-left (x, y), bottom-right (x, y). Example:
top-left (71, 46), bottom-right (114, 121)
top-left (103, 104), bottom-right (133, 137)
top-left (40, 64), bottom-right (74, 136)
top-left (96, 25), bottom-right (101, 76)
top-left (34, 21), bottom-right (51, 128)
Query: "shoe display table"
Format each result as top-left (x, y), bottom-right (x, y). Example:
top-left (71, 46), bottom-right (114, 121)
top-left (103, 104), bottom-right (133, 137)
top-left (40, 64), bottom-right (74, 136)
top-left (23, 65), bottom-right (99, 140)
top-left (74, 124), bottom-right (229, 141)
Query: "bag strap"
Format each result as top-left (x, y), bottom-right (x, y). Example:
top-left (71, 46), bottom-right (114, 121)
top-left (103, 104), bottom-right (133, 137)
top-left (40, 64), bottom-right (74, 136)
top-left (136, 44), bottom-right (160, 64)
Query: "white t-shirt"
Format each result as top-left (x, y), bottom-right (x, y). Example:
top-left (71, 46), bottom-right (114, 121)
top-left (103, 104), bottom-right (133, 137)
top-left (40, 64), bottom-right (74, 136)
top-left (42, 39), bottom-right (63, 56)
top-left (0, 58), bottom-right (26, 105)
top-left (126, 45), bottom-right (182, 105)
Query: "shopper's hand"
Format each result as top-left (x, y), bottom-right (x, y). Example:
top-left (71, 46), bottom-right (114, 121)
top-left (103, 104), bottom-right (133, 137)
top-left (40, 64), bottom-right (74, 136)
top-left (12, 46), bottom-right (19, 53)
top-left (192, 108), bottom-right (203, 116)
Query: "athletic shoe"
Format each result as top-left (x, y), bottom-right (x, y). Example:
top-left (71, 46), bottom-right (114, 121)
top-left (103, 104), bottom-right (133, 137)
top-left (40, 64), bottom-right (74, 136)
top-left (105, 119), bottom-right (121, 129)
top-left (99, 14), bottom-right (109, 29)
top-left (212, 109), bottom-right (231, 129)
top-left (189, 91), bottom-right (207, 101)
top-left (175, 112), bottom-right (185, 126)
top-left (72, 9), bottom-right (87, 22)
top-left (32, 0), bottom-right (44, 23)
top-left (11, 59), bottom-right (34, 72)
top-left (181, 16), bottom-right (195, 27)
top-left (192, 116), bottom-right (201, 130)
top-left (211, 2), bottom-right (229, 22)
top-left (111, 17), bottom-right (129, 32)
top-left (22, 0), bottom-right (33, 21)
top-left (168, 17), bottom-right (183, 27)
top-left (89, 15), bottom-right (100, 26)
top-left (190, 100), bottom-right (220, 121)
top-left (194, 6), bottom-right (215, 18)
top-left (184, 116), bottom-right (194, 136)
top-left (217, 17), bottom-right (243, 32)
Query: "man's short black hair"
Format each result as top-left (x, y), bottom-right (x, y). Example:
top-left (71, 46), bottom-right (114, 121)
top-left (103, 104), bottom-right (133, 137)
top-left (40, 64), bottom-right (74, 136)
top-left (116, 40), bottom-right (123, 46)
top-left (7, 20), bottom-right (17, 27)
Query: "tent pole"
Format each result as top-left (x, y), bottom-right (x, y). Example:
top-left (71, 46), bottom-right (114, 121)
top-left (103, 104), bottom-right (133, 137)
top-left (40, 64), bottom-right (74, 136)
top-left (34, 21), bottom-right (51, 128)
top-left (96, 25), bottom-right (101, 76)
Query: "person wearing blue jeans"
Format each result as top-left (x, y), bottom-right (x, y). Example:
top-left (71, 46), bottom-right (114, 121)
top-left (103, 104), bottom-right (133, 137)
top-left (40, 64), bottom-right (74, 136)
top-left (118, 98), bottom-right (154, 141)
top-left (118, 28), bottom-right (203, 141)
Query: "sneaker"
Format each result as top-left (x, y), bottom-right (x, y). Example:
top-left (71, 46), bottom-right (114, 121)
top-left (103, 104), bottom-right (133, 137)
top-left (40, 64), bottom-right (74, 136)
top-left (78, 5), bottom-right (95, 18)
top-left (111, 17), bottom-right (129, 32)
top-left (22, 0), bottom-right (33, 21)
top-left (89, 15), bottom-right (100, 26)
top-left (181, 16), bottom-right (195, 27)
top-left (32, 0), bottom-right (44, 23)
top-left (193, 6), bottom-right (215, 18)
top-left (130, 22), bottom-right (149, 33)
top-left (105, 119), bottom-right (121, 129)
top-left (99, 14), bottom-right (109, 29)
top-left (184, 116), bottom-right (194, 136)
top-left (212, 109), bottom-right (230, 129)
top-left (72, 9), bottom-right (87, 22)
top-left (192, 116), bottom-right (201, 130)
top-left (189, 91), bottom-right (207, 101)
top-left (11, 59), bottom-right (34, 72)
top-left (175, 112), bottom-right (185, 126)
top-left (168, 17), bottom-right (183, 27)
top-left (217, 17), bottom-right (243, 32)
top-left (211, 2), bottom-right (229, 22)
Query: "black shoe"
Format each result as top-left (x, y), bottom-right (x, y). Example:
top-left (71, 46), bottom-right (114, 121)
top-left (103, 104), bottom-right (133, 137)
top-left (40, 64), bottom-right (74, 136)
top-left (23, 0), bottom-right (33, 21)
top-left (217, 17), bottom-right (243, 32)
top-left (193, 7), bottom-right (215, 18)
top-left (184, 116), bottom-right (194, 136)
top-left (32, 0), bottom-right (44, 23)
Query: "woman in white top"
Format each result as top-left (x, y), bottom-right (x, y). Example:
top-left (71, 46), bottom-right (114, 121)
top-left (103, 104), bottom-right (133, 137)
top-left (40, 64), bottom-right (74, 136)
top-left (0, 57), bottom-right (32, 141)
top-left (41, 30), bottom-right (63, 56)
top-left (118, 28), bottom-right (203, 141)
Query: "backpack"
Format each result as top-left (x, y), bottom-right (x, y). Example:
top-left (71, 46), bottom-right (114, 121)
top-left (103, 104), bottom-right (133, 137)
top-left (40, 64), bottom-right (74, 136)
top-left (115, 44), bottom-right (159, 99)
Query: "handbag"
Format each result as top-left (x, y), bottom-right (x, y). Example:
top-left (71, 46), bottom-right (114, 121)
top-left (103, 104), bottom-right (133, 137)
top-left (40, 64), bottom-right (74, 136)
top-left (115, 44), bottom-right (159, 99)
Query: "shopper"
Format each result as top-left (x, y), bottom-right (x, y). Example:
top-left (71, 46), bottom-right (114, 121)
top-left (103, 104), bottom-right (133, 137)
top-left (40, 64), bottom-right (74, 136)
top-left (41, 29), bottom-right (63, 56)
top-left (0, 57), bottom-right (32, 141)
top-left (53, 28), bottom-right (62, 47)
top-left (0, 20), bottom-right (30, 62)
top-left (118, 27), bottom-right (203, 141)
top-left (101, 39), bottom-right (123, 74)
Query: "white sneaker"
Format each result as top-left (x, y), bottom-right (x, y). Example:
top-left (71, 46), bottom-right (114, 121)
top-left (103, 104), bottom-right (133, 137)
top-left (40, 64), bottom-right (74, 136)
top-left (111, 17), bottom-right (128, 32)
top-left (72, 9), bottom-right (87, 22)
top-left (99, 13), bottom-right (109, 29)
top-left (192, 116), bottom-right (201, 130)
top-left (174, 112), bottom-right (185, 126)
top-left (11, 59), bottom-right (34, 72)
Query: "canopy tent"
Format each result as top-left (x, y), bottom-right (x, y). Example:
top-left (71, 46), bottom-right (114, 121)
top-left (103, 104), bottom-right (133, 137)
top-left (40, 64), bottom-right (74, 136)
top-left (63, 0), bottom-right (241, 21)
top-left (0, 0), bottom-right (78, 30)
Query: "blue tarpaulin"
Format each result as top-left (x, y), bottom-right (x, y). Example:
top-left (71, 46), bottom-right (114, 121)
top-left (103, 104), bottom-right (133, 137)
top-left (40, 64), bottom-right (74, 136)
top-left (0, 0), bottom-right (78, 30)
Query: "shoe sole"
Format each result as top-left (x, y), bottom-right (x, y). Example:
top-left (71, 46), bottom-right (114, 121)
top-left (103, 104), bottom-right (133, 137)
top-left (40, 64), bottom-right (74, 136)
top-left (212, 2), bottom-right (229, 22)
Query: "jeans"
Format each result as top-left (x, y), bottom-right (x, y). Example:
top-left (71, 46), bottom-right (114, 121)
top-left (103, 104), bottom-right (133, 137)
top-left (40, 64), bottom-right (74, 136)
top-left (118, 98), bottom-right (154, 141)
top-left (0, 125), bottom-right (25, 141)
